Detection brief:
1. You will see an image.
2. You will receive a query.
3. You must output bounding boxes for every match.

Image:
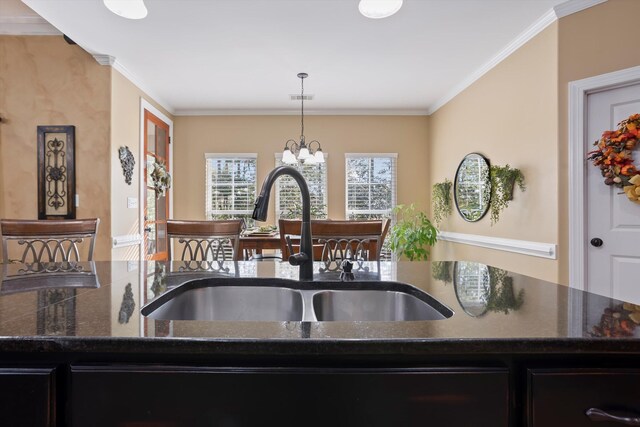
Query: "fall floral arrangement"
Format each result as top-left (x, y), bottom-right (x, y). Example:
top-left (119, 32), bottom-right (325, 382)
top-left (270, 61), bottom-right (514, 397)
top-left (151, 160), bottom-right (172, 199)
top-left (587, 113), bottom-right (640, 204)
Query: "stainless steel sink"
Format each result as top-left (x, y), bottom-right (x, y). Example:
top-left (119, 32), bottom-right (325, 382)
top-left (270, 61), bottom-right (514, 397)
top-left (143, 284), bottom-right (304, 321)
top-left (142, 278), bottom-right (453, 322)
top-left (312, 290), bottom-right (450, 321)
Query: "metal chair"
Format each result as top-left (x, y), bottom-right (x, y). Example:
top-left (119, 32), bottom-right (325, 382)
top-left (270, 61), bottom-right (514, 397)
top-left (1, 218), bottom-right (100, 263)
top-left (167, 219), bottom-right (244, 262)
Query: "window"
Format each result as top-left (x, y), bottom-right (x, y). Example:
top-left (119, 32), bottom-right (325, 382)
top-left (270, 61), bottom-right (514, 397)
top-left (205, 154), bottom-right (257, 226)
top-left (346, 153), bottom-right (397, 260)
top-left (275, 155), bottom-right (328, 219)
top-left (345, 153), bottom-right (397, 220)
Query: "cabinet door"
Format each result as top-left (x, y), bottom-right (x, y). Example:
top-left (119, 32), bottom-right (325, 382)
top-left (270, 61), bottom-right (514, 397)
top-left (0, 367), bottom-right (55, 427)
top-left (71, 365), bottom-right (508, 427)
top-left (528, 368), bottom-right (640, 426)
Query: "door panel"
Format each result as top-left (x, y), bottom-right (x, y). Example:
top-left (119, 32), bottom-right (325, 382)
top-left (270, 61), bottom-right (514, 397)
top-left (586, 84), bottom-right (640, 303)
top-left (144, 110), bottom-right (170, 261)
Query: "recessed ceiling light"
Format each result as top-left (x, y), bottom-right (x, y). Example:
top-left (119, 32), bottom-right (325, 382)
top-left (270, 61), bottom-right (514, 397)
top-left (103, 0), bottom-right (148, 20)
top-left (358, 0), bottom-right (403, 19)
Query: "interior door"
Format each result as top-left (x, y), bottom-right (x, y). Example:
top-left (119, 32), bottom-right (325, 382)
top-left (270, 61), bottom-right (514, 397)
top-left (586, 83), bottom-right (640, 303)
top-left (144, 110), bottom-right (170, 261)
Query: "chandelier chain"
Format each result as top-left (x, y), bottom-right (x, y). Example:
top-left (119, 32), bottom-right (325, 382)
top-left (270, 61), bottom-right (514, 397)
top-left (300, 76), bottom-right (304, 138)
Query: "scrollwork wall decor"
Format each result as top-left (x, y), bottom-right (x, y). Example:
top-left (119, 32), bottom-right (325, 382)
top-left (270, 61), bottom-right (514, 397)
top-left (118, 146), bottom-right (135, 185)
top-left (37, 126), bottom-right (76, 219)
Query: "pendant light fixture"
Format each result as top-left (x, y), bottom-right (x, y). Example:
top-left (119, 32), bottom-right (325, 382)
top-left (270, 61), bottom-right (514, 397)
top-left (358, 0), bottom-right (403, 19)
top-left (103, 0), bottom-right (148, 20)
top-left (282, 73), bottom-right (325, 165)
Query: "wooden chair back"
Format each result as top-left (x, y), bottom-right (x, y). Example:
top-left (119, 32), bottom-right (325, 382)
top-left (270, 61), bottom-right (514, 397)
top-left (278, 219), bottom-right (389, 261)
top-left (1, 218), bottom-right (100, 263)
top-left (167, 220), bottom-right (244, 262)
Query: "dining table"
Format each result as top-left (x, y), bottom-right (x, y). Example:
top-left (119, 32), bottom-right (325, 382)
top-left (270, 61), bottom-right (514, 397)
top-left (238, 232), bottom-right (281, 259)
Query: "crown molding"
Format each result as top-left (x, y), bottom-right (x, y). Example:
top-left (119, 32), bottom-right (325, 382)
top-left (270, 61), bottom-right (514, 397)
top-left (89, 55), bottom-right (175, 115)
top-left (0, 15), bottom-right (60, 35)
top-left (173, 108), bottom-right (429, 116)
top-left (553, 0), bottom-right (607, 18)
top-left (426, 0), bottom-right (607, 115)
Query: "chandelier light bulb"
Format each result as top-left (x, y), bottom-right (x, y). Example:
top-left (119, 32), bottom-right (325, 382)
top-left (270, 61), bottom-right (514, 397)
top-left (103, 0), bottom-right (148, 19)
top-left (358, 0), bottom-right (403, 19)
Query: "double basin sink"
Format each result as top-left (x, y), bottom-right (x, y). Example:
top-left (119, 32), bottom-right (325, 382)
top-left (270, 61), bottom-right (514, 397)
top-left (142, 278), bottom-right (453, 322)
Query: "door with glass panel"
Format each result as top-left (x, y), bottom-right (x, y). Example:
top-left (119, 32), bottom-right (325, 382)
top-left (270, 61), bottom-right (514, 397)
top-left (144, 110), bottom-right (170, 261)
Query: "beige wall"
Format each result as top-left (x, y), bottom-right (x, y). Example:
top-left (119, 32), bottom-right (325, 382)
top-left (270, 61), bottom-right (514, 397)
top-left (173, 115), bottom-right (429, 223)
top-left (557, 0), bottom-right (640, 284)
top-left (0, 36), bottom-right (112, 259)
top-left (429, 24), bottom-right (559, 283)
top-left (110, 69), bottom-right (173, 260)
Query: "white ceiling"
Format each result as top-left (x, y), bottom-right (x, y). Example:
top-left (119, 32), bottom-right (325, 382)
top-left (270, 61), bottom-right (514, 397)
top-left (6, 0), bottom-right (602, 115)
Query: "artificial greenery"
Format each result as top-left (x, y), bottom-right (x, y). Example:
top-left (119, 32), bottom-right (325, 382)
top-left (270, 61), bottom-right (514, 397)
top-left (388, 204), bottom-right (438, 261)
top-left (431, 261), bottom-right (452, 284)
top-left (489, 164), bottom-right (526, 225)
top-left (486, 267), bottom-right (524, 314)
top-left (432, 179), bottom-right (452, 226)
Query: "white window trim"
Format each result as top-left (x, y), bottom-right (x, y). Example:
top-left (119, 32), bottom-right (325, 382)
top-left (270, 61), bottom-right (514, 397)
top-left (205, 153), bottom-right (258, 219)
top-left (344, 153), bottom-right (398, 219)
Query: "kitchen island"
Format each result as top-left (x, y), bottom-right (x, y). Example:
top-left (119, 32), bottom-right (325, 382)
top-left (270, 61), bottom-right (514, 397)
top-left (1, 260), bottom-right (639, 426)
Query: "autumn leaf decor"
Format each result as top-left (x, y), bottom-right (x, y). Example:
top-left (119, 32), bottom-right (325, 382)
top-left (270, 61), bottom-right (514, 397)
top-left (587, 113), bottom-right (640, 204)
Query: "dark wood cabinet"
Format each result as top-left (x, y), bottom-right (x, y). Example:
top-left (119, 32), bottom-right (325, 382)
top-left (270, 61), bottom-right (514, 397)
top-left (69, 365), bottom-right (509, 427)
top-left (528, 368), bottom-right (640, 426)
top-left (0, 367), bottom-right (55, 427)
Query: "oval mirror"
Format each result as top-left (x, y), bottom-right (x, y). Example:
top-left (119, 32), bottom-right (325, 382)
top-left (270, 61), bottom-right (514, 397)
top-left (454, 153), bottom-right (491, 222)
top-left (453, 261), bottom-right (490, 317)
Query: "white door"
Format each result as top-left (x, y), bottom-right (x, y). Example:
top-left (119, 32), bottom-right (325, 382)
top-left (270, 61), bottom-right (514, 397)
top-left (586, 83), bottom-right (640, 303)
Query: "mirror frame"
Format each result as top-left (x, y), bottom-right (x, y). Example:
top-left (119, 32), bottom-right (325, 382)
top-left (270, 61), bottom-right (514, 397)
top-left (453, 152), bottom-right (491, 222)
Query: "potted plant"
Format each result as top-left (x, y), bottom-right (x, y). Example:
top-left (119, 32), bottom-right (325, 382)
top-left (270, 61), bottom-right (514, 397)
top-left (432, 179), bottom-right (452, 226)
top-left (388, 204), bottom-right (437, 261)
top-left (489, 164), bottom-right (525, 224)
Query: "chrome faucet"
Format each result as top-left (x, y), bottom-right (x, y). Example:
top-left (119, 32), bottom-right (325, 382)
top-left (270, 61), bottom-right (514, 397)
top-left (252, 166), bottom-right (313, 281)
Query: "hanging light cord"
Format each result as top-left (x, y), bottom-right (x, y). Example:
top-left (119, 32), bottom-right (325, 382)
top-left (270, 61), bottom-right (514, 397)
top-left (300, 76), bottom-right (305, 139)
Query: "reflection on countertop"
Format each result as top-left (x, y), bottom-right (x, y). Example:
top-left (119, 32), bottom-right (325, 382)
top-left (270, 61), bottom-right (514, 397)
top-left (0, 260), bottom-right (636, 347)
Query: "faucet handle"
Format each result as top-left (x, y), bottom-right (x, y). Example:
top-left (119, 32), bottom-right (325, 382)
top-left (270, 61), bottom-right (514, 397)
top-left (285, 235), bottom-right (295, 257)
top-left (285, 236), bottom-right (309, 266)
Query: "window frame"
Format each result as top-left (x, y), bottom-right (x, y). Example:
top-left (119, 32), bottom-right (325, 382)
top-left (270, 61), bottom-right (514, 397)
top-left (274, 153), bottom-right (328, 219)
top-left (204, 153), bottom-right (258, 220)
top-left (344, 153), bottom-right (397, 219)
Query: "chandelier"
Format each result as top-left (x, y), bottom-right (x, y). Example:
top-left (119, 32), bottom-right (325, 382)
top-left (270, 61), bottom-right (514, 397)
top-left (282, 73), bottom-right (325, 165)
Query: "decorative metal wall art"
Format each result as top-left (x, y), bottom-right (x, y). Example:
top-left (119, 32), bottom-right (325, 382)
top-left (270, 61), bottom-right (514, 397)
top-left (37, 288), bottom-right (76, 335)
top-left (118, 283), bottom-right (135, 324)
top-left (118, 146), bottom-right (135, 185)
top-left (37, 125), bottom-right (76, 219)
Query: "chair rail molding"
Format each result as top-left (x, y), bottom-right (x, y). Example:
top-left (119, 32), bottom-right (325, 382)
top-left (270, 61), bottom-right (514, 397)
top-left (112, 234), bottom-right (142, 249)
top-left (568, 64), bottom-right (640, 291)
top-left (438, 231), bottom-right (556, 260)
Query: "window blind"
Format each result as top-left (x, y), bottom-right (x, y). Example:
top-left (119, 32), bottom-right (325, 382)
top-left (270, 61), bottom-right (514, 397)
top-left (275, 154), bottom-right (328, 219)
top-left (205, 154), bottom-right (257, 224)
top-left (345, 153), bottom-right (397, 260)
top-left (345, 153), bottom-right (397, 220)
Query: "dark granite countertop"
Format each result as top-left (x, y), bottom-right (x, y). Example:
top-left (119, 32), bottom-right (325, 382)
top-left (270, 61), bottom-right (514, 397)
top-left (1, 260), bottom-right (639, 357)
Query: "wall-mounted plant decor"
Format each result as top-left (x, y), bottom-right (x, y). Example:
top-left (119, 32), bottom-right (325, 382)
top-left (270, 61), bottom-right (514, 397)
top-left (431, 261), bottom-right (452, 284)
top-left (37, 125), bottom-right (76, 219)
top-left (489, 164), bottom-right (525, 225)
top-left (388, 204), bottom-right (437, 261)
top-left (118, 146), bottom-right (135, 185)
top-left (432, 179), bottom-right (452, 226)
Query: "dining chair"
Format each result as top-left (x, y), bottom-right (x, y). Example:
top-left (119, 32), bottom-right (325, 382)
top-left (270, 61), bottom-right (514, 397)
top-left (166, 219), bottom-right (244, 262)
top-left (0, 218), bottom-right (100, 263)
top-left (278, 219), bottom-right (389, 262)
